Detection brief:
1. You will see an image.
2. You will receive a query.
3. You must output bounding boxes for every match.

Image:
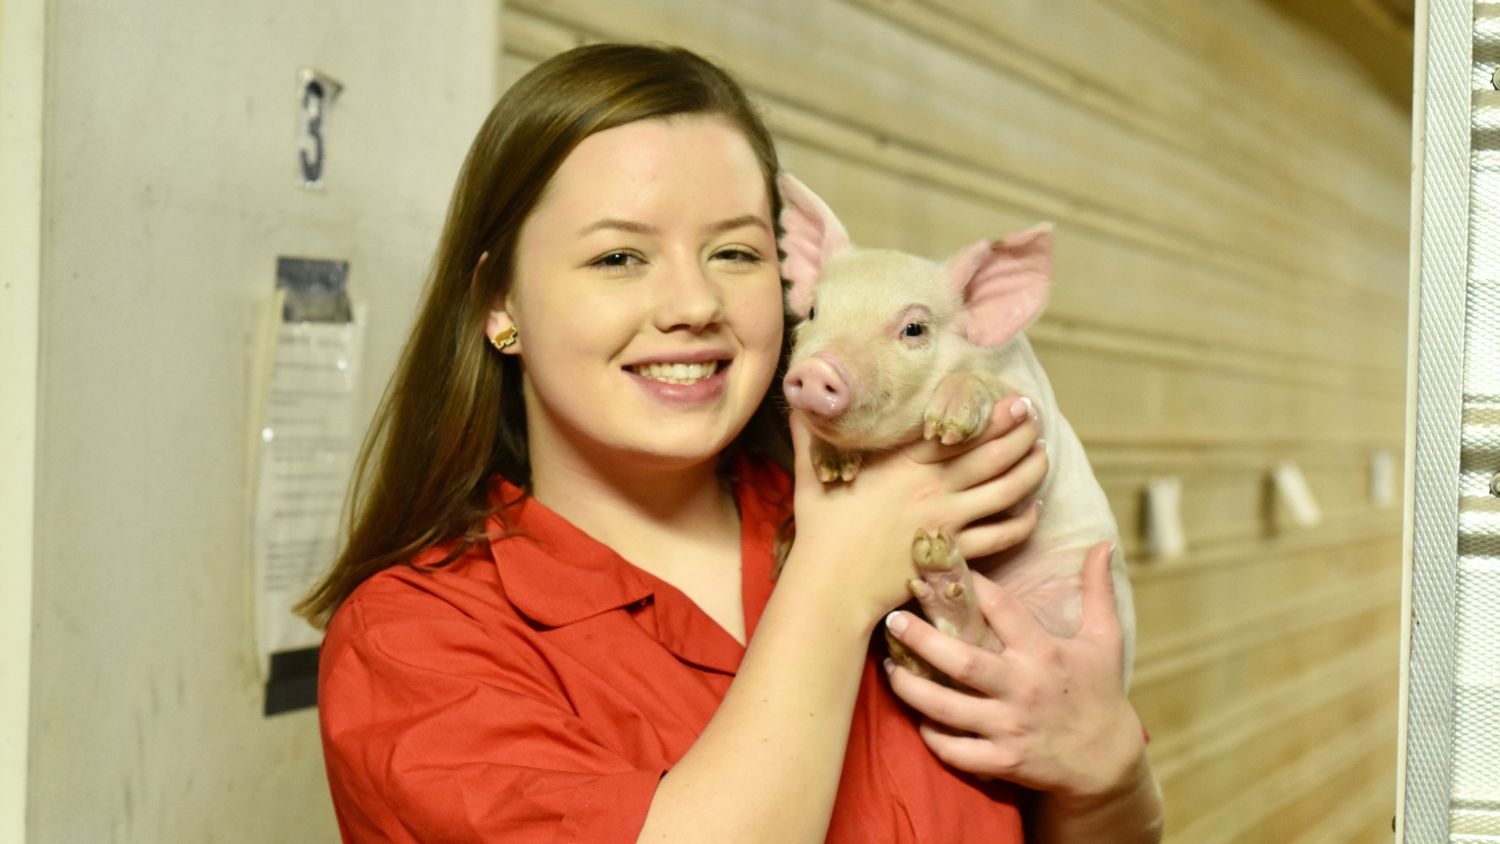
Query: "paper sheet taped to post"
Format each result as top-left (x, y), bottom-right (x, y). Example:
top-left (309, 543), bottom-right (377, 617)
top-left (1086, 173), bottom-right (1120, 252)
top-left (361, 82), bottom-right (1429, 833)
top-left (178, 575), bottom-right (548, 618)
top-left (249, 258), bottom-right (364, 679)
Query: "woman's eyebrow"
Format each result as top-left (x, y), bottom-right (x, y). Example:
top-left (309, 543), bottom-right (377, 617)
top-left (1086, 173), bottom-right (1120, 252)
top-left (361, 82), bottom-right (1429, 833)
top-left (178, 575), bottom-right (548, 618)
top-left (705, 214), bottom-right (772, 235)
top-left (577, 218), bottom-right (656, 236)
top-left (576, 214), bottom-right (770, 238)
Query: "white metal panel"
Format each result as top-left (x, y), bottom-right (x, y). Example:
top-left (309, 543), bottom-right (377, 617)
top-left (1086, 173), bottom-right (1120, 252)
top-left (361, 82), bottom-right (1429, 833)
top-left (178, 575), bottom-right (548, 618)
top-left (1404, 1), bottom-right (1500, 840)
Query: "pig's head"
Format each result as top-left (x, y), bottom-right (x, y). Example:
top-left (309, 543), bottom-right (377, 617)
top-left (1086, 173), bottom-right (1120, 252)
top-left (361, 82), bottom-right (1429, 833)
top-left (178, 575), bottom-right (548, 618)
top-left (778, 173), bottom-right (1053, 450)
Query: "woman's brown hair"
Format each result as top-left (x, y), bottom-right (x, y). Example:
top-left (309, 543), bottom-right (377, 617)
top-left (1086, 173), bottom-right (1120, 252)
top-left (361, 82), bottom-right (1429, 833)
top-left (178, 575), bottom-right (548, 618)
top-left (296, 44), bottom-right (789, 627)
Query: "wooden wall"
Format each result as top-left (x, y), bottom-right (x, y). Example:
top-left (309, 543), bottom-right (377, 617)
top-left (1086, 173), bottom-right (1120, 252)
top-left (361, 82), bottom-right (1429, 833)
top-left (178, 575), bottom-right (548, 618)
top-left (499, 2), bottom-right (1410, 841)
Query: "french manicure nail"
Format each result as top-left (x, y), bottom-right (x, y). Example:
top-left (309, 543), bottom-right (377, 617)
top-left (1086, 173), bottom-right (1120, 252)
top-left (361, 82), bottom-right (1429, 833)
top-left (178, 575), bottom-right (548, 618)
top-left (885, 610), bottom-right (908, 635)
top-left (883, 658), bottom-right (895, 674)
top-left (1009, 397), bottom-right (1030, 422)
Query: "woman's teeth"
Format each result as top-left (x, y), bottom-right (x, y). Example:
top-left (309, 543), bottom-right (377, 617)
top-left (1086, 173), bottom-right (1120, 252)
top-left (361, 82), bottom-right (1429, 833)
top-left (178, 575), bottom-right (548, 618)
top-left (632, 361), bottom-right (719, 384)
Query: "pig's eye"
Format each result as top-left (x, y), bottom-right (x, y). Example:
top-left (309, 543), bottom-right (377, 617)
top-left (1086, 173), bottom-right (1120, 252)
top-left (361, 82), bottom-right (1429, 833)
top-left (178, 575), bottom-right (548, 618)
top-left (807, 306), bottom-right (816, 321)
top-left (902, 323), bottom-right (926, 338)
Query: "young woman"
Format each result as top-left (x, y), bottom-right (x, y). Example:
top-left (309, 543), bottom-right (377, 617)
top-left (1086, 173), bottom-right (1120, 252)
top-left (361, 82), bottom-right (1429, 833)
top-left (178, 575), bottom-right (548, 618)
top-left (300, 43), bottom-right (1162, 843)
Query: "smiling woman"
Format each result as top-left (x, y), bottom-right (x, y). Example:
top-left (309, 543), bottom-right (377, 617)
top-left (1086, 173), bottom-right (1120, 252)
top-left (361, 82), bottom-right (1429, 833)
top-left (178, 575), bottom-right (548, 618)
top-left (294, 46), bottom-right (793, 625)
top-left (298, 42), bottom-right (1160, 844)
top-left (488, 115), bottom-right (785, 487)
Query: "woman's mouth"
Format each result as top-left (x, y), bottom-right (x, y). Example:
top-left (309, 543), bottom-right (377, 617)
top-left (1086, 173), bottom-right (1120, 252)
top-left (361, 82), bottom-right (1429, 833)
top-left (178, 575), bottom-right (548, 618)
top-left (628, 361), bottom-right (723, 385)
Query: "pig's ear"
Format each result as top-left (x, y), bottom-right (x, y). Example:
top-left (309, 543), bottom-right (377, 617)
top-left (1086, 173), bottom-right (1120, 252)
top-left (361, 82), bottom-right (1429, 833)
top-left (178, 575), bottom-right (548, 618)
top-left (947, 225), bottom-right (1053, 347)
top-left (778, 172), bottom-right (852, 318)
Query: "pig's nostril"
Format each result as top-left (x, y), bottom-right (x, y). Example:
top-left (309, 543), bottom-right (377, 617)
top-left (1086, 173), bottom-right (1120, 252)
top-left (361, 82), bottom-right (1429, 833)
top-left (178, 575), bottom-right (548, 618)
top-left (784, 362), bottom-right (848, 417)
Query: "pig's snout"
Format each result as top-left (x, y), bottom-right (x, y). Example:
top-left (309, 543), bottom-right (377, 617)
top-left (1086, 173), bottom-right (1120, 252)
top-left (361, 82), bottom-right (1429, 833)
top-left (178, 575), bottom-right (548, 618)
top-left (784, 354), bottom-right (851, 417)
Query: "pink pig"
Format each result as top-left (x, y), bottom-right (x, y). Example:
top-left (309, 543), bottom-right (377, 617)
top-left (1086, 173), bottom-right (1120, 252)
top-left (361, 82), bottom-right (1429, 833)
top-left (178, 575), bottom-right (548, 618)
top-left (778, 174), bottom-right (1135, 685)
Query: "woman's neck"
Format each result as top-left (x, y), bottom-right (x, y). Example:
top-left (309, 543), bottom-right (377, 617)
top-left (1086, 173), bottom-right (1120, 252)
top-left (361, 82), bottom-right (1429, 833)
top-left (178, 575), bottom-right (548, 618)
top-left (528, 445), bottom-right (741, 562)
top-left (525, 433), bottom-right (749, 644)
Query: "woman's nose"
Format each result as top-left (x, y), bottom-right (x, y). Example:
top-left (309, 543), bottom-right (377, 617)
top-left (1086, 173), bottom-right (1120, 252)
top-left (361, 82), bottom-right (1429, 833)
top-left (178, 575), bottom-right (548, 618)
top-left (654, 259), bottom-right (723, 331)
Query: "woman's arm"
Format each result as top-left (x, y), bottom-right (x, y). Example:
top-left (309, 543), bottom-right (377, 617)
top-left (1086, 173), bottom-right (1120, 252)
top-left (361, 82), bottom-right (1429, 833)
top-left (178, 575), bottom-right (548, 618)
top-left (638, 405), bottom-right (1048, 844)
top-left (1030, 754), bottom-right (1163, 844)
top-left (883, 542), bottom-right (1163, 843)
top-left (636, 555), bottom-right (885, 844)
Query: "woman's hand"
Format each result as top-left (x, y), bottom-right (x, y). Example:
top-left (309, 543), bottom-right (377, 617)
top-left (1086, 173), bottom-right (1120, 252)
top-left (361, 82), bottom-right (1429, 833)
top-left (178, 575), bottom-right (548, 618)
top-left (882, 541), bottom-right (1163, 842)
top-left (784, 395), bottom-right (1047, 626)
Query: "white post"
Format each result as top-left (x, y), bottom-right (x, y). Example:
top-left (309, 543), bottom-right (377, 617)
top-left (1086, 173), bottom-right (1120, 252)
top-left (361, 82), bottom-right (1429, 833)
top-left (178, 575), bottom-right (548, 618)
top-left (0, 0), bottom-right (45, 838)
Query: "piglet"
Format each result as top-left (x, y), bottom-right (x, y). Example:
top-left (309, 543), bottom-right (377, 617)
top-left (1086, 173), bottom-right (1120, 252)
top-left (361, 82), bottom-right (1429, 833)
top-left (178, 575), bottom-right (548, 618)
top-left (778, 174), bottom-right (1135, 686)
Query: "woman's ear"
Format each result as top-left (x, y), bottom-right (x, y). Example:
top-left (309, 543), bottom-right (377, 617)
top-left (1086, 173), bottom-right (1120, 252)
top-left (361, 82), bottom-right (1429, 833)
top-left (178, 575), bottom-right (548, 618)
top-left (475, 251), bottom-right (523, 355)
top-left (485, 308), bottom-right (521, 354)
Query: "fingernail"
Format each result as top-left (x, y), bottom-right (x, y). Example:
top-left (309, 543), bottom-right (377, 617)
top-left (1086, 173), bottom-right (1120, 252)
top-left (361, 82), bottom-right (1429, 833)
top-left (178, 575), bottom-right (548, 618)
top-left (1034, 499), bottom-right (1044, 515)
top-left (883, 658), bottom-right (895, 675)
top-left (1036, 438), bottom-right (1048, 456)
top-left (885, 610), bottom-right (908, 635)
top-left (1009, 397), bottom-right (1034, 422)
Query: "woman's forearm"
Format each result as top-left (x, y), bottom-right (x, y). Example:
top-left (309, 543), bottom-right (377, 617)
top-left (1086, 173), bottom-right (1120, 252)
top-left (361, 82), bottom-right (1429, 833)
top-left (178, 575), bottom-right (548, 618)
top-left (1031, 755), bottom-right (1164, 844)
top-left (635, 553), bottom-right (877, 844)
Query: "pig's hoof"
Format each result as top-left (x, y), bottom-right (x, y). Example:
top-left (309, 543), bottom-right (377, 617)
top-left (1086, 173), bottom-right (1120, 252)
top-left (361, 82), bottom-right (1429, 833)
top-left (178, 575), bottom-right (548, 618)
top-left (815, 452), bottom-right (862, 483)
top-left (885, 628), bottom-right (939, 681)
top-left (912, 528), bottom-right (960, 573)
top-left (923, 383), bottom-right (993, 445)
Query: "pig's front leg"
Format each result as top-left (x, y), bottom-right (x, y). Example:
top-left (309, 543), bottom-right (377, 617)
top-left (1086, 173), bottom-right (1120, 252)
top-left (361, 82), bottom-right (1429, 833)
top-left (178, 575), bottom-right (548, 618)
top-left (885, 527), bottom-right (1000, 684)
top-left (923, 370), bottom-right (1008, 445)
top-left (811, 437), bottom-right (863, 483)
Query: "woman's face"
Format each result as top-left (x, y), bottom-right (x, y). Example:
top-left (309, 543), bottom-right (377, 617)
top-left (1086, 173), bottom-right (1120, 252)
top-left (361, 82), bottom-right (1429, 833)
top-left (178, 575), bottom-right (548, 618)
top-left (491, 114), bottom-right (783, 476)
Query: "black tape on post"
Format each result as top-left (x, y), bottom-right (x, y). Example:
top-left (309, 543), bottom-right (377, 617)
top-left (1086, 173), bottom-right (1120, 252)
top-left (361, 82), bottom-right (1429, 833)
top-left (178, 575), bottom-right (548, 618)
top-left (265, 646), bottom-right (320, 716)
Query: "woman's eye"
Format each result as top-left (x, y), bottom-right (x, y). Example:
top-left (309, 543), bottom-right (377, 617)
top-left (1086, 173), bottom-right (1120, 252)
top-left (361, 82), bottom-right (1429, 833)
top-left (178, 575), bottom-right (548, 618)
top-left (713, 248), bottom-right (762, 265)
top-left (902, 323), bottom-right (925, 338)
top-left (592, 251), bottom-right (641, 271)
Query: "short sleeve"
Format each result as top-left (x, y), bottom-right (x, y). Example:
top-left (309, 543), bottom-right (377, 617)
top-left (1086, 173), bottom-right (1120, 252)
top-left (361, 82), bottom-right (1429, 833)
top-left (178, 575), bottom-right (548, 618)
top-left (318, 584), bottom-right (665, 844)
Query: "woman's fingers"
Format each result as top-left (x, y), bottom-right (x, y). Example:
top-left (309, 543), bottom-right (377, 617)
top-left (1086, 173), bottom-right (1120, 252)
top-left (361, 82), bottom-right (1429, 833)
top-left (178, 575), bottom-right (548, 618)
top-left (946, 442), bottom-right (1048, 530)
top-left (1079, 540), bottom-right (1123, 644)
top-left (884, 541), bottom-right (1146, 798)
top-left (966, 575), bottom-right (1051, 654)
top-left (944, 414), bottom-right (1043, 492)
top-left (955, 501), bottom-right (1042, 561)
top-left (788, 411), bottom-right (819, 497)
top-left (917, 721), bottom-right (1019, 780)
top-left (885, 608), bottom-right (1014, 695)
top-left (884, 655), bottom-right (993, 735)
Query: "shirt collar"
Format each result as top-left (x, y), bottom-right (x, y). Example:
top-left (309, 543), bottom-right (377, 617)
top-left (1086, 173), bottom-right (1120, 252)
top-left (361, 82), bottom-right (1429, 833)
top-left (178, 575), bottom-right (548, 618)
top-left (485, 480), bottom-right (655, 627)
top-left (484, 458), bottom-right (791, 633)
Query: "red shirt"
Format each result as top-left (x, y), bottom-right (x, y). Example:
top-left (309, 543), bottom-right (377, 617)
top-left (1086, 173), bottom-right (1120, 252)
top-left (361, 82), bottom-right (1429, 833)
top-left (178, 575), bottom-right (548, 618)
top-left (318, 460), bottom-right (1024, 842)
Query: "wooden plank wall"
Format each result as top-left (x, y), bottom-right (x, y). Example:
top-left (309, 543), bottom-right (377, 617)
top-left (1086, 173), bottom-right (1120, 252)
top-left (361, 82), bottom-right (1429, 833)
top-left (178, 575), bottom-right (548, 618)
top-left (499, 2), bottom-right (1409, 841)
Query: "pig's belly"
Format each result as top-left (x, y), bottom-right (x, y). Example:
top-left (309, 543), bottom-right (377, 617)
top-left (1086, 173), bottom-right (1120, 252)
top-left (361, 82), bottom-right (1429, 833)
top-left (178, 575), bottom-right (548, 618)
top-left (976, 547), bottom-right (1085, 639)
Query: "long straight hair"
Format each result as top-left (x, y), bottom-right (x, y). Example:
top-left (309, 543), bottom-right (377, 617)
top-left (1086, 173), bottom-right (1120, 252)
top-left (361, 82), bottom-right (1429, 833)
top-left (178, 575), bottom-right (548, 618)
top-left (296, 44), bottom-right (790, 626)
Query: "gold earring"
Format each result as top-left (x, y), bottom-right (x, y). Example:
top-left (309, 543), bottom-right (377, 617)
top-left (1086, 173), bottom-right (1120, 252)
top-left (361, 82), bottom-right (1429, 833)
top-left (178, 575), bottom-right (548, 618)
top-left (489, 325), bottom-right (519, 352)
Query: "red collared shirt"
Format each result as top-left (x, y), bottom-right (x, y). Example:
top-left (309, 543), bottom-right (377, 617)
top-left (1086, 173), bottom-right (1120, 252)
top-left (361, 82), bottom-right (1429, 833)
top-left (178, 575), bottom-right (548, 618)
top-left (318, 460), bottom-right (1024, 842)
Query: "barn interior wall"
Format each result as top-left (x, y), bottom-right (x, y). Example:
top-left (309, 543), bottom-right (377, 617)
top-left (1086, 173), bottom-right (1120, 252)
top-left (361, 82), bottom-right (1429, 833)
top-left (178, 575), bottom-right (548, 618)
top-left (499, 2), bottom-right (1410, 840)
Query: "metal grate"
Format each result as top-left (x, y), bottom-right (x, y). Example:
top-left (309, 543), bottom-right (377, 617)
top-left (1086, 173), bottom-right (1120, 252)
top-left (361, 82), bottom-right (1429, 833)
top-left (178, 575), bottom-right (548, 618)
top-left (1407, 2), bottom-right (1500, 840)
top-left (1454, 114), bottom-right (1500, 832)
top-left (1403, 0), bottom-right (1470, 840)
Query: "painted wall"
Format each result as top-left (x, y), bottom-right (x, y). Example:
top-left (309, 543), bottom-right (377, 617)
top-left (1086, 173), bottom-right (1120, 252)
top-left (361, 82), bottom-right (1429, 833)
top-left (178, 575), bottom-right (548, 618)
top-left (25, 1), bottom-right (498, 840)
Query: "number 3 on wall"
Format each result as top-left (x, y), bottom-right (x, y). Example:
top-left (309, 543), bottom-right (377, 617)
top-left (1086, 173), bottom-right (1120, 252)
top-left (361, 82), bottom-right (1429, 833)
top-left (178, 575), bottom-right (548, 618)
top-left (297, 70), bottom-right (342, 189)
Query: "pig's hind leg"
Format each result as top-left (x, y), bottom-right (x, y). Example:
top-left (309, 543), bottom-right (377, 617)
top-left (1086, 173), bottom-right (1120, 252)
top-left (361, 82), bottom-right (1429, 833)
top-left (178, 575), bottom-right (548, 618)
top-left (885, 527), bottom-right (1001, 685)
